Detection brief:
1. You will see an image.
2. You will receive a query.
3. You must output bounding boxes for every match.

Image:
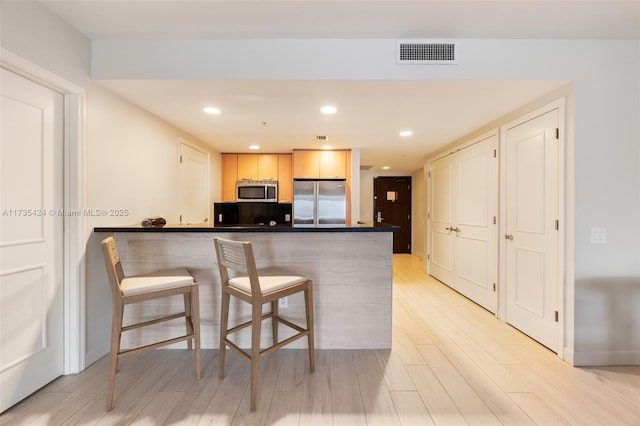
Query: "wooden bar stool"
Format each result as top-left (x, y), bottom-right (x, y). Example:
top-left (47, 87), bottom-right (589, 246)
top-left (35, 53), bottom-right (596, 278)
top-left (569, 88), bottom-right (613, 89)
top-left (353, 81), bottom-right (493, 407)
top-left (213, 237), bottom-right (314, 411)
top-left (100, 236), bottom-right (201, 410)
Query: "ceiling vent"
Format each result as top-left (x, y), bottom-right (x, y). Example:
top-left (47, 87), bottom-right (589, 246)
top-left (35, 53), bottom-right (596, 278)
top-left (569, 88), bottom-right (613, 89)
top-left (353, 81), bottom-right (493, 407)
top-left (360, 165), bottom-right (373, 171)
top-left (397, 40), bottom-right (458, 64)
top-left (315, 135), bottom-right (328, 141)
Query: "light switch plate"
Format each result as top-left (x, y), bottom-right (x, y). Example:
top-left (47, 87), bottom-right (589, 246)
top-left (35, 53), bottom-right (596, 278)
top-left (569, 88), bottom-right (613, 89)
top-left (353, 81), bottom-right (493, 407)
top-left (591, 228), bottom-right (607, 244)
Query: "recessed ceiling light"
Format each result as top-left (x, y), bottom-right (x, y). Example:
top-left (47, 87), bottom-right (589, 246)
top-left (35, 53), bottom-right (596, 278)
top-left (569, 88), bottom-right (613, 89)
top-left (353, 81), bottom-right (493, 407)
top-left (248, 145), bottom-right (260, 150)
top-left (320, 105), bottom-right (337, 115)
top-left (322, 145), bottom-right (333, 150)
top-left (203, 106), bottom-right (221, 115)
top-left (399, 130), bottom-right (413, 137)
top-left (382, 166), bottom-right (390, 170)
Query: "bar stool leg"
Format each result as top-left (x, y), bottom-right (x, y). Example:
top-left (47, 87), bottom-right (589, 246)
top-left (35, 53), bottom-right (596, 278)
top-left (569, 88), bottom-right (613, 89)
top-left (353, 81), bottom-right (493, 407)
top-left (218, 291), bottom-right (230, 379)
top-left (191, 285), bottom-right (202, 379)
top-left (250, 302), bottom-right (262, 411)
top-left (107, 303), bottom-right (123, 411)
top-left (184, 293), bottom-right (193, 350)
top-left (305, 282), bottom-right (315, 372)
top-left (271, 300), bottom-right (278, 346)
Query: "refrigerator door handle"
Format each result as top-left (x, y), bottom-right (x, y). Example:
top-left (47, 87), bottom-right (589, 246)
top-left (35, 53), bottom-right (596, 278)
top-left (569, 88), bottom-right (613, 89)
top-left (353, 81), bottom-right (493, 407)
top-left (313, 182), bottom-right (319, 227)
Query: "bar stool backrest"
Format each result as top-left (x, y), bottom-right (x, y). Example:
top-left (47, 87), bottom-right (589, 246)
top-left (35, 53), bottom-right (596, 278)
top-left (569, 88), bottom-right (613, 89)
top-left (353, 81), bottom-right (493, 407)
top-left (214, 237), bottom-right (262, 298)
top-left (102, 236), bottom-right (126, 299)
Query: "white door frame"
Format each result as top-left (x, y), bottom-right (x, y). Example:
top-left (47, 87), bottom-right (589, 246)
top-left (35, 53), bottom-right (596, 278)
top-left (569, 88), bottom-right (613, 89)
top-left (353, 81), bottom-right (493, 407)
top-left (498, 98), bottom-right (566, 359)
top-left (1, 48), bottom-right (86, 374)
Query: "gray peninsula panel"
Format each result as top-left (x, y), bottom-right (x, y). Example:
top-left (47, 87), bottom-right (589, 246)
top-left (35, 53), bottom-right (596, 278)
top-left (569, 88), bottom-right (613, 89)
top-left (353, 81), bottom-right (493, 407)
top-left (94, 229), bottom-right (394, 349)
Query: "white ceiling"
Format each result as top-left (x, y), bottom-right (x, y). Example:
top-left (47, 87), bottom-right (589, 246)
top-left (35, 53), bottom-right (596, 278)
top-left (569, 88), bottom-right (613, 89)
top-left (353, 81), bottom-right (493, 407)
top-left (41, 1), bottom-right (640, 40)
top-left (98, 79), bottom-right (569, 171)
top-left (41, 1), bottom-right (639, 172)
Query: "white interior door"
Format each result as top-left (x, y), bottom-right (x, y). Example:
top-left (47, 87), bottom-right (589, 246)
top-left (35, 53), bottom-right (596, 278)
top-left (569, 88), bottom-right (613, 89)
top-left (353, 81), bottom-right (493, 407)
top-left (454, 136), bottom-right (498, 313)
top-left (179, 140), bottom-right (210, 224)
top-left (505, 109), bottom-right (560, 352)
top-left (428, 155), bottom-right (454, 284)
top-left (0, 68), bottom-right (64, 412)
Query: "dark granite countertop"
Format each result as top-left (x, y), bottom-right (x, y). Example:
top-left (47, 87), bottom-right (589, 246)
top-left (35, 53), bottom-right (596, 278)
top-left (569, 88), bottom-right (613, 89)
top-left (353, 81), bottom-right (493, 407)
top-left (94, 223), bottom-right (399, 233)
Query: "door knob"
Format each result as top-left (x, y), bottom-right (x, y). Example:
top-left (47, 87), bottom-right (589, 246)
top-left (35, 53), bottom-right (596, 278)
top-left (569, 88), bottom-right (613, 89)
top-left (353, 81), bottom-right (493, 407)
top-left (505, 234), bottom-right (514, 240)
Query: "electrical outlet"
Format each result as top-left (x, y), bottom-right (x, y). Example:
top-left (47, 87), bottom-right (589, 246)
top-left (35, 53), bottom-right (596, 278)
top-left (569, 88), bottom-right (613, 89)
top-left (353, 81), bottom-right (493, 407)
top-left (591, 228), bottom-right (607, 244)
top-left (279, 296), bottom-right (288, 308)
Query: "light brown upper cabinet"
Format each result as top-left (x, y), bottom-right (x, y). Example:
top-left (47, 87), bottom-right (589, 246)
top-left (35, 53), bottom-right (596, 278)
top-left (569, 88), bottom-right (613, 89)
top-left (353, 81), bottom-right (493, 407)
top-left (237, 154), bottom-right (278, 181)
top-left (236, 154), bottom-right (256, 181)
top-left (292, 150), bottom-right (320, 179)
top-left (319, 150), bottom-right (348, 179)
top-left (258, 154), bottom-right (279, 180)
top-left (221, 153), bottom-right (238, 202)
top-left (278, 154), bottom-right (293, 202)
top-left (221, 153), bottom-right (292, 202)
top-left (293, 150), bottom-right (348, 179)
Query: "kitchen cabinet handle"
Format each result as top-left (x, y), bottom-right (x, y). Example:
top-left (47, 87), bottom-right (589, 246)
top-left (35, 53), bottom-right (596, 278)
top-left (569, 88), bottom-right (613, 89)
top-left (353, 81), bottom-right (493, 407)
top-left (505, 234), bottom-right (514, 240)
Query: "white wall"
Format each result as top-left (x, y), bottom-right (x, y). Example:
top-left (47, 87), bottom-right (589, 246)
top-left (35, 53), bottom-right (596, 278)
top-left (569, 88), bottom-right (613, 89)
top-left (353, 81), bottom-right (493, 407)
top-left (0, 0), bottom-right (91, 87)
top-left (84, 83), bottom-right (220, 363)
top-left (85, 82), bottom-right (219, 227)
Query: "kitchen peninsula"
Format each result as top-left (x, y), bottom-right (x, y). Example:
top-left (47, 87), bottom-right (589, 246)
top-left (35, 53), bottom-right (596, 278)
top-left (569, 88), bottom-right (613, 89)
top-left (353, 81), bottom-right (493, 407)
top-left (94, 224), bottom-right (397, 349)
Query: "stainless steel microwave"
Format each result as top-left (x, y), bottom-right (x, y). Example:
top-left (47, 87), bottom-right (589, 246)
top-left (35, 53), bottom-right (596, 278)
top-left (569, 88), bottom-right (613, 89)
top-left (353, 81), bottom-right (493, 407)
top-left (236, 180), bottom-right (278, 202)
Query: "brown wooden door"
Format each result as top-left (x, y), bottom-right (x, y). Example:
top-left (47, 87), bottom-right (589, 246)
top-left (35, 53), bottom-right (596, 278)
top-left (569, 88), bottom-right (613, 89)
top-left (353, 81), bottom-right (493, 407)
top-left (374, 176), bottom-right (411, 253)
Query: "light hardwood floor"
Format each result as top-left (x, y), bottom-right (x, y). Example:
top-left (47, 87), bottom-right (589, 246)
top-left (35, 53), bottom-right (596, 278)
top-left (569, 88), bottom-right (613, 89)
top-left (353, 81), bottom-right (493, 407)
top-left (2, 255), bottom-right (638, 425)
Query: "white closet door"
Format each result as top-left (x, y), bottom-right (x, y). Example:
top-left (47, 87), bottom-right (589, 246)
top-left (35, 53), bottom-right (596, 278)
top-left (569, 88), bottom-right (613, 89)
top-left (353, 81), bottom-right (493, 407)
top-left (505, 109), bottom-right (559, 352)
top-left (454, 135), bottom-right (498, 313)
top-left (1, 68), bottom-right (64, 412)
top-left (428, 134), bottom-right (498, 314)
top-left (429, 154), bottom-right (454, 285)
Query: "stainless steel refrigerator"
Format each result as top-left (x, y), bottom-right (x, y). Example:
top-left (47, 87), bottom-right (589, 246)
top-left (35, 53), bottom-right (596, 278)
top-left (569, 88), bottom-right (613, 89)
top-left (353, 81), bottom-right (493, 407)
top-left (293, 179), bottom-right (346, 227)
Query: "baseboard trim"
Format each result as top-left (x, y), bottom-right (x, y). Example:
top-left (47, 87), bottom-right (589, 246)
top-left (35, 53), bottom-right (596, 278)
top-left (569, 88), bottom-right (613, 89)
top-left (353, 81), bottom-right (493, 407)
top-left (562, 347), bottom-right (575, 365)
top-left (571, 349), bottom-right (640, 366)
top-left (85, 344), bottom-right (109, 369)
